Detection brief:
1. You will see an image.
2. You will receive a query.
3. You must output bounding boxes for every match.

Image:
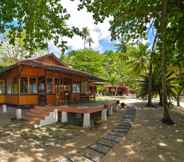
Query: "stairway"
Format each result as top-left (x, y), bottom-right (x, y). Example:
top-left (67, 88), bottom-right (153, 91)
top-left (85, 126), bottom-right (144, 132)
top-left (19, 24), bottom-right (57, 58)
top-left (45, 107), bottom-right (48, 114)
top-left (24, 106), bottom-right (58, 127)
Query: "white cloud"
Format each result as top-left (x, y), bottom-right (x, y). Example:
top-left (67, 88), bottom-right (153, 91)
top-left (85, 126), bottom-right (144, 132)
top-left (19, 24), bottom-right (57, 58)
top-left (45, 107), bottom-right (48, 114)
top-left (49, 0), bottom-right (112, 54)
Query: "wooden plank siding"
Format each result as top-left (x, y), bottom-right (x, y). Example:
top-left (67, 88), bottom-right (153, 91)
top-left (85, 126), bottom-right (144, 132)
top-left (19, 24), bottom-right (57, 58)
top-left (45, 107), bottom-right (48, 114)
top-left (0, 54), bottom-right (97, 107)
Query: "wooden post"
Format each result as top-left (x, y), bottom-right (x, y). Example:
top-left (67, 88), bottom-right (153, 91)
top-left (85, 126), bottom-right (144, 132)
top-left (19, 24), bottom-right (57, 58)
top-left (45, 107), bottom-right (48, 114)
top-left (18, 78), bottom-right (21, 95)
top-left (52, 78), bottom-right (55, 94)
top-left (5, 79), bottom-right (7, 95)
top-left (36, 78), bottom-right (38, 94)
top-left (27, 77), bottom-right (30, 94)
top-left (62, 79), bottom-right (64, 105)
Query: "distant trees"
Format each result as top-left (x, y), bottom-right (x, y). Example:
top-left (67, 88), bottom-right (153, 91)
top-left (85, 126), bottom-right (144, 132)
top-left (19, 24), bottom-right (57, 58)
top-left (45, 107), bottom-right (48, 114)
top-left (63, 47), bottom-right (146, 91)
top-left (79, 0), bottom-right (184, 124)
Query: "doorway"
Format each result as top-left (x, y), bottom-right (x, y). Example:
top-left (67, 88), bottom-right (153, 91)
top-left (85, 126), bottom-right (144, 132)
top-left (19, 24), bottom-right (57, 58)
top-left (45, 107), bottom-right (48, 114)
top-left (38, 77), bottom-right (47, 106)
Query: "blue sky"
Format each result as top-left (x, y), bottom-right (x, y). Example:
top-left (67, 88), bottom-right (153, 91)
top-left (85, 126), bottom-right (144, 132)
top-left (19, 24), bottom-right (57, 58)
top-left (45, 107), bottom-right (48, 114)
top-left (48, 0), bottom-right (155, 55)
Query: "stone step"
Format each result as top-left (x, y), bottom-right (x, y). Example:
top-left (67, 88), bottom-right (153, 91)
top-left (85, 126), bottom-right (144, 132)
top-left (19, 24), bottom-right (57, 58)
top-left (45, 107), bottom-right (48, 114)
top-left (83, 148), bottom-right (104, 162)
top-left (88, 143), bottom-right (111, 155)
top-left (96, 138), bottom-right (116, 148)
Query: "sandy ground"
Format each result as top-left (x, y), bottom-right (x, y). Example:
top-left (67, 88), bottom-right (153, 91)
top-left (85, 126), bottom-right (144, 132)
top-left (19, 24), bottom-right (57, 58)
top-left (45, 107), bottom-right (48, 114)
top-left (0, 104), bottom-right (124, 162)
top-left (101, 97), bottom-right (184, 162)
top-left (0, 96), bottom-right (184, 162)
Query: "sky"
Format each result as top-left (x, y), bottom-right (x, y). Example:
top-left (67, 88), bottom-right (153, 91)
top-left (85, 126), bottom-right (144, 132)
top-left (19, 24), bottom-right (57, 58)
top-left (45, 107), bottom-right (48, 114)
top-left (48, 0), bottom-right (117, 56)
top-left (48, 0), bottom-right (155, 56)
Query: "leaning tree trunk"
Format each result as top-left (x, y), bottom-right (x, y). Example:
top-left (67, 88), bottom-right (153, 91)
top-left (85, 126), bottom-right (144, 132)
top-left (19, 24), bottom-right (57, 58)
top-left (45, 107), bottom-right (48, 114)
top-left (147, 54), bottom-right (153, 106)
top-left (177, 94), bottom-right (180, 107)
top-left (159, 90), bottom-right (163, 106)
top-left (147, 34), bottom-right (157, 106)
top-left (160, 0), bottom-right (174, 124)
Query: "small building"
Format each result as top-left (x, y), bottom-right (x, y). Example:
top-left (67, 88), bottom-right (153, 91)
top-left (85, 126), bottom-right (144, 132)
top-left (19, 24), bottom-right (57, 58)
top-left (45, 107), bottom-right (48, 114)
top-left (0, 54), bottom-right (102, 107)
top-left (103, 83), bottom-right (129, 96)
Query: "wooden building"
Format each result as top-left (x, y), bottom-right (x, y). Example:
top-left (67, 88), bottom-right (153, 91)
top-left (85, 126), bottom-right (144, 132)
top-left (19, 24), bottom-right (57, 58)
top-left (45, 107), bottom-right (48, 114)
top-left (103, 83), bottom-right (129, 96)
top-left (0, 54), bottom-right (102, 107)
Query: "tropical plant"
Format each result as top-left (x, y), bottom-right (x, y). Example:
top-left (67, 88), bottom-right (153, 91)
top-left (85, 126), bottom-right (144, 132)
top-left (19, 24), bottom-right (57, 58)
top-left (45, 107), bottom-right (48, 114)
top-left (81, 27), bottom-right (90, 48)
top-left (86, 37), bottom-right (94, 48)
top-left (0, 0), bottom-right (79, 55)
top-left (138, 69), bottom-right (179, 105)
top-left (79, 0), bottom-right (184, 124)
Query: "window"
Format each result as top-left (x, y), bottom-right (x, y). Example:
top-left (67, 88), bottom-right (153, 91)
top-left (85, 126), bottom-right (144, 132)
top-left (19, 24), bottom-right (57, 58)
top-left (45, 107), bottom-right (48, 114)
top-left (0, 80), bottom-right (5, 94)
top-left (7, 79), bottom-right (18, 95)
top-left (81, 81), bottom-right (88, 94)
top-left (72, 83), bottom-right (80, 93)
top-left (47, 79), bottom-right (52, 94)
top-left (30, 78), bottom-right (37, 94)
top-left (20, 78), bottom-right (28, 94)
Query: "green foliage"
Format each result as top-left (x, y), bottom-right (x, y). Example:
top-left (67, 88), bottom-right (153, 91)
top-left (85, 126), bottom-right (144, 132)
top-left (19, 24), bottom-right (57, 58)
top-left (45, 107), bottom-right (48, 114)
top-left (0, 0), bottom-right (78, 53)
top-left (64, 46), bottom-right (148, 91)
top-left (138, 69), bottom-right (179, 102)
top-left (64, 49), bottom-right (105, 77)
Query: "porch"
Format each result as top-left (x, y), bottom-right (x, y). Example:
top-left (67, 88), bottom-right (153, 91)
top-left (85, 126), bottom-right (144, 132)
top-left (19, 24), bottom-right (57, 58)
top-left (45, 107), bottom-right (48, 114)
top-left (0, 100), bottom-right (120, 128)
top-left (23, 100), bottom-right (120, 128)
top-left (0, 76), bottom-right (96, 106)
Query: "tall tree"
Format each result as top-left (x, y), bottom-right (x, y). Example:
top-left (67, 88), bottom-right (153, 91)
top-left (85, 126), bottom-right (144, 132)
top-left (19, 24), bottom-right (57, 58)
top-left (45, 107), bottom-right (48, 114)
top-left (0, 0), bottom-right (78, 56)
top-left (79, 0), bottom-right (184, 124)
top-left (81, 27), bottom-right (90, 48)
top-left (87, 37), bottom-right (94, 48)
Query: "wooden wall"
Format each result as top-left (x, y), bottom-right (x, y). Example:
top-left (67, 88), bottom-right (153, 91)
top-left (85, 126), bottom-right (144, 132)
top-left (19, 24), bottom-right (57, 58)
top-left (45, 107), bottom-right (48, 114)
top-left (19, 95), bottom-right (38, 105)
top-left (47, 95), bottom-right (56, 105)
top-left (0, 95), bottom-right (5, 104)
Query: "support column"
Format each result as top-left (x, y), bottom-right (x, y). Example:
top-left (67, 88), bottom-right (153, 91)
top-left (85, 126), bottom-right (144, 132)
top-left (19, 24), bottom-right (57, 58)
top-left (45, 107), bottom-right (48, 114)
top-left (101, 109), bottom-right (107, 121)
top-left (54, 109), bottom-right (58, 122)
top-left (27, 77), bottom-right (30, 94)
top-left (61, 112), bottom-right (68, 123)
top-left (83, 113), bottom-right (91, 128)
top-left (2, 104), bottom-right (7, 113)
top-left (18, 78), bottom-right (21, 96)
top-left (16, 108), bottom-right (22, 119)
top-left (36, 78), bottom-right (38, 94)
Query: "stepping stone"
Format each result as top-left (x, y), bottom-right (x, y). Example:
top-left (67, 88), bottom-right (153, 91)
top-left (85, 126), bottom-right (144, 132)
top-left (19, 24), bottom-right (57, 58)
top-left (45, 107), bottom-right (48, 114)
top-left (112, 128), bottom-right (129, 133)
top-left (117, 124), bottom-right (131, 128)
top-left (108, 131), bottom-right (125, 137)
top-left (88, 143), bottom-right (111, 155)
top-left (83, 148), bottom-right (104, 162)
top-left (103, 134), bottom-right (122, 143)
top-left (97, 138), bottom-right (116, 148)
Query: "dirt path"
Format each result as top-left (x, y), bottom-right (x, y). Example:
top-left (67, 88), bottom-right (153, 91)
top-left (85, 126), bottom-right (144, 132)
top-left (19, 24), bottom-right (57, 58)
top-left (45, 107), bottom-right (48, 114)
top-left (102, 101), bottom-right (184, 162)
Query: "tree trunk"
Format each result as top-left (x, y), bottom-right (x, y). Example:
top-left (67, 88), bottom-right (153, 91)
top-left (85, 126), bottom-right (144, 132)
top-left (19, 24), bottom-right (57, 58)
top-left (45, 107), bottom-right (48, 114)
top-left (177, 94), bottom-right (180, 107)
top-left (160, 0), bottom-right (174, 125)
top-left (159, 90), bottom-right (163, 106)
top-left (147, 56), bottom-right (153, 106)
top-left (147, 34), bottom-right (157, 107)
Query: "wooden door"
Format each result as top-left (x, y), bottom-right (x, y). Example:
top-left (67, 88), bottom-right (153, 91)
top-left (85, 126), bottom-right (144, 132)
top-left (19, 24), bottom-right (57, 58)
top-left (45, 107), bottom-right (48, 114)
top-left (38, 77), bottom-right (47, 106)
top-left (55, 79), bottom-right (63, 105)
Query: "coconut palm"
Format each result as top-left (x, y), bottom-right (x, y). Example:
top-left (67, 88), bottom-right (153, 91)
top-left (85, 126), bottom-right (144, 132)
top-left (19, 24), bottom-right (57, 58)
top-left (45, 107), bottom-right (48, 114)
top-left (128, 44), bottom-right (149, 75)
top-left (138, 68), bottom-right (179, 105)
top-left (81, 27), bottom-right (90, 48)
top-left (87, 37), bottom-right (94, 48)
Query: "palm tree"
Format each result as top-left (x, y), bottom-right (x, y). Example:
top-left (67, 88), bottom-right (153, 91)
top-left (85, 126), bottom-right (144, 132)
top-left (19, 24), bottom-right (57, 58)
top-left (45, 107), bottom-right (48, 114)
top-left (115, 39), bottom-right (127, 52)
top-left (138, 68), bottom-right (178, 106)
top-left (87, 37), bottom-right (94, 48)
top-left (81, 27), bottom-right (90, 48)
top-left (128, 44), bottom-right (149, 75)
